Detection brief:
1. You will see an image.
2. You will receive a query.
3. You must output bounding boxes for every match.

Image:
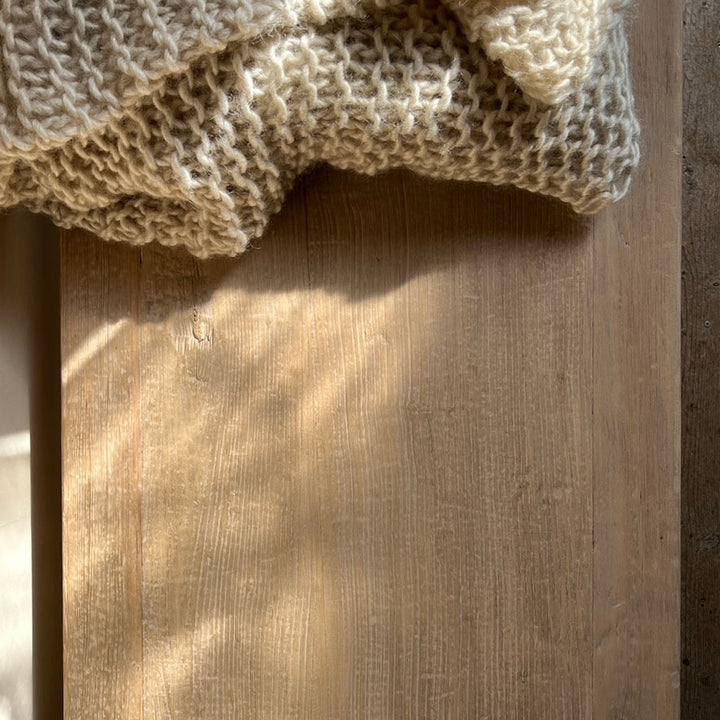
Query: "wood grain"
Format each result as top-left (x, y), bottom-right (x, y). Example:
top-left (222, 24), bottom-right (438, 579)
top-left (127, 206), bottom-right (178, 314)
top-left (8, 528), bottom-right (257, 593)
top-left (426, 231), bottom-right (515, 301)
top-left (682, 0), bottom-right (720, 715)
top-left (62, 177), bottom-right (594, 719)
top-left (591, 1), bottom-right (682, 718)
top-left (61, 238), bottom-right (143, 720)
top-left (61, 0), bottom-right (680, 716)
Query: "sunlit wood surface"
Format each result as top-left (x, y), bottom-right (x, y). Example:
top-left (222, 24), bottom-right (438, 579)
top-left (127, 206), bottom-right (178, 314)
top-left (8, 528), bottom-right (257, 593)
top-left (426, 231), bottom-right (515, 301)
top-left (61, 0), bottom-right (680, 716)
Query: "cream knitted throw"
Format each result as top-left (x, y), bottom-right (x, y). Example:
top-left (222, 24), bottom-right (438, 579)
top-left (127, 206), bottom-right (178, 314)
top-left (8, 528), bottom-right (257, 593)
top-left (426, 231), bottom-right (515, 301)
top-left (0, 0), bottom-right (639, 258)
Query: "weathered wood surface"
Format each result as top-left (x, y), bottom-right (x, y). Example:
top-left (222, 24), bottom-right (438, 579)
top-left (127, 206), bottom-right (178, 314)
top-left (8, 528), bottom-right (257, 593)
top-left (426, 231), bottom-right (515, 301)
top-left (591, 0), bottom-right (681, 716)
top-left (682, 0), bottom-right (720, 716)
top-left (61, 0), bottom-right (680, 716)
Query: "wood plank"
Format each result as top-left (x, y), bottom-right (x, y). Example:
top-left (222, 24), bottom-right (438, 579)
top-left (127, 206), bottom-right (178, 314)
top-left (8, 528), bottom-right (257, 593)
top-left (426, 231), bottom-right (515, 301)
top-left (591, 0), bottom-right (682, 716)
top-left (60, 0), bottom-right (680, 715)
top-left (302, 173), bottom-right (593, 718)
top-left (62, 175), bottom-right (594, 718)
top-left (61, 237), bottom-right (143, 720)
top-left (681, 0), bottom-right (720, 715)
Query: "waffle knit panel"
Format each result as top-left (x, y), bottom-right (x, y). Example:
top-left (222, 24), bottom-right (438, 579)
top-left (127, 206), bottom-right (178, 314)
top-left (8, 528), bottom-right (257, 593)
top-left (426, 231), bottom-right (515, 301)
top-left (0, 0), bottom-right (638, 257)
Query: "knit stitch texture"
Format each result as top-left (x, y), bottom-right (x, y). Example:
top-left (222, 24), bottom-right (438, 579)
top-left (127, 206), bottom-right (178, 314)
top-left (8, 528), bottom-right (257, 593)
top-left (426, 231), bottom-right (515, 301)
top-left (0, 0), bottom-right (639, 257)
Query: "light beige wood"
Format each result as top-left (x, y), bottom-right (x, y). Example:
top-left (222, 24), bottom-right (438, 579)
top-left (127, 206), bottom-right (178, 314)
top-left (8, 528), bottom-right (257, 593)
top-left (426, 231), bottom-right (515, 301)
top-left (61, 239), bottom-right (143, 719)
top-left (62, 179), bottom-right (593, 718)
top-left (61, 0), bottom-right (680, 715)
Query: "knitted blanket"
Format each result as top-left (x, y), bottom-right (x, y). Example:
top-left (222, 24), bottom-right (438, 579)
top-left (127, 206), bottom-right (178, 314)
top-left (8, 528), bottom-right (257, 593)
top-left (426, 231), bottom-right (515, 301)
top-left (0, 0), bottom-right (639, 258)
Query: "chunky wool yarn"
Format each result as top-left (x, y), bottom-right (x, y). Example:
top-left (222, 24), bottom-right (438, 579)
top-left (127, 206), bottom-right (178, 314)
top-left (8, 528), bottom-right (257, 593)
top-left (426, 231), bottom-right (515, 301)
top-left (0, 0), bottom-right (639, 258)
top-left (448, 0), bottom-right (631, 105)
